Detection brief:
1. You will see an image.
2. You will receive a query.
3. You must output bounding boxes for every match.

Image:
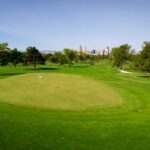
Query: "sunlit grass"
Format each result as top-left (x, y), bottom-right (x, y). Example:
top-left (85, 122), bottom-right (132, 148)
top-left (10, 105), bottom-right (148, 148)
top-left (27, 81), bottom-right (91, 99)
top-left (0, 62), bottom-right (150, 150)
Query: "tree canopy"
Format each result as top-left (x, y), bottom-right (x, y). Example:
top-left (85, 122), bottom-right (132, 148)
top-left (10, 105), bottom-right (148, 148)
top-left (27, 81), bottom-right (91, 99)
top-left (139, 42), bottom-right (150, 77)
top-left (50, 52), bottom-right (67, 65)
top-left (63, 48), bottom-right (77, 65)
top-left (24, 46), bottom-right (45, 69)
top-left (0, 42), bottom-right (10, 66)
top-left (9, 48), bottom-right (23, 67)
top-left (110, 44), bottom-right (131, 69)
top-left (0, 42), bottom-right (10, 51)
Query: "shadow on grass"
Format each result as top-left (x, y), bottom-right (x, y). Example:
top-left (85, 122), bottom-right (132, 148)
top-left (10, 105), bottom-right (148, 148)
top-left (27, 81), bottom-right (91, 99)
top-left (69, 65), bottom-right (90, 68)
top-left (138, 75), bottom-right (150, 78)
top-left (0, 73), bottom-right (23, 77)
top-left (27, 67), bottom-right (59, 71)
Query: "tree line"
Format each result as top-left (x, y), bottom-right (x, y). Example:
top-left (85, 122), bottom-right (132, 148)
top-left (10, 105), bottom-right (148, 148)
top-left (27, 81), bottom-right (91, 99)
top-left (0, 42), bottom-right (102, 69)
top-left (0, 42), bottom-right (150, 77)
top-left (109, 42), bottom-right (150, 77)
top-left (0, 43), bottom-right (44, 69)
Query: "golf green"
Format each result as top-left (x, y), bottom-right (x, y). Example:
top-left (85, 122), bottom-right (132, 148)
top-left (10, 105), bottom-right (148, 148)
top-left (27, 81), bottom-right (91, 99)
top-left (0, 73), bottom-right (122, 110)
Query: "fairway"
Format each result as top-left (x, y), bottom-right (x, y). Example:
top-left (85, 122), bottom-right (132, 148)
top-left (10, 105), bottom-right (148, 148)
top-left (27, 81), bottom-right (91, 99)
top-left (0, 64), bottom-right (150, 150)
top-left (0, 73), bottom-right (122, 110)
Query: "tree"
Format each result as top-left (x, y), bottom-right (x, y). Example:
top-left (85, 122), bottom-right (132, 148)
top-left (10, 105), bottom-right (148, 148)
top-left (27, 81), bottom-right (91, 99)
top-left (43, 53), bottom-right (52, 62)
top-left (102, 49), bottom-right (105, 59)
top-left (89, 54), bottom-right (97, 65)
top-left (139, 42), bottom-right (150, 77)
top-left (0, 42), bottom-right (10, 66)
top-left (0, 42), bottom-right (10, 51)
top-left (110, 44), bottom-right (131, 69)
top-left (96, 51), bottom-right (101, 63)
top-left (50, 52), bottom-right (67, 65)
top-left (78, 50), bottom-right (87, 62)
top-left (24, 46), bottom-right (45, 69)
top-left (9, 48), bottom-right (23, 67)
top-left (0, 51), bottom-right (10, 66)
top-left (107, 47), bottom-right (110, 59)
top-left (131, 53), bottom-right (140, 69)
top-left (63, 48), bottom-right (77, 65)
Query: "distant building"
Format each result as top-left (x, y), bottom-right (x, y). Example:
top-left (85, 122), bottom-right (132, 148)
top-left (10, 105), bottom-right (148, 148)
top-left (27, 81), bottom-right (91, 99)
top-left (79, 45), bottom-right (83, 51)
top-left (91, 49), bottom-right (96, 54)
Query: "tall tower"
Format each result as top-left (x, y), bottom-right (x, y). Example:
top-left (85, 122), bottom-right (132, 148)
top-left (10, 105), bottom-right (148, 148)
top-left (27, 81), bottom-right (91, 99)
top-left (84, 46), bottom-right (87, 51)
top-left (79, 45), bottom-right (83, 51)
top-left (107, 46), bottom-right (110, 56)
top-left (102, 49), bottom-right (105, 59)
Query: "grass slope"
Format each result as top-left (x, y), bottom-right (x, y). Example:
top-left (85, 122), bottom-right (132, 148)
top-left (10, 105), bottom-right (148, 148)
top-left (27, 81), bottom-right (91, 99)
top-left (0, 62), bottom-right (150, 150)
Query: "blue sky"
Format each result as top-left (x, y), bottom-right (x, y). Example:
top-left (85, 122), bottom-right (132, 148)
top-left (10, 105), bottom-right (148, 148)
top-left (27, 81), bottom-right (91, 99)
top-left (0, 0), bottom-right (150, 51)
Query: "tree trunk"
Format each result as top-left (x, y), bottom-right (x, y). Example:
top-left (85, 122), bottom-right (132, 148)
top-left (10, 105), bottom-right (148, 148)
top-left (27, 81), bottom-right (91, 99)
top-left (148, 67), bottom-right (150, 78)
top-left (34, 63), bottom-right (36, 69)
top-left (120, 65), bottom-right (123, 70)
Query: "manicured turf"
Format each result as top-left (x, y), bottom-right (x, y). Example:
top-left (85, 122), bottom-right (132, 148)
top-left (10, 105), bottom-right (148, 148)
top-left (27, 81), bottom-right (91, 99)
top-left (0, 62), bottom-right (150, 150)
top-left (0, 73), bottom-right (121, 110)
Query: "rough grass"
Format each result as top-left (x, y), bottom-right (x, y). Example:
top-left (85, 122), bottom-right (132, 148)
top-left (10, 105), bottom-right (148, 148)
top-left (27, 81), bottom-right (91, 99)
top-left (0, 73), bottom-right (122, 110)
top-left (0, 62), bottom-right (150, 150)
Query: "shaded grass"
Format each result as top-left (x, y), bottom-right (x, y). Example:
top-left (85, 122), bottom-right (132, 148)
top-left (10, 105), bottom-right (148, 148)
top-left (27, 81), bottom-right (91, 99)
top-left (27, 67), bottom-right (59, 71)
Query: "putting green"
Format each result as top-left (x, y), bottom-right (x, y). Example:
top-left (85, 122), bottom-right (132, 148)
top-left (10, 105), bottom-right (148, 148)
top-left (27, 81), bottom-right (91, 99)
top-left (0, 73), bottom-right (122, 110)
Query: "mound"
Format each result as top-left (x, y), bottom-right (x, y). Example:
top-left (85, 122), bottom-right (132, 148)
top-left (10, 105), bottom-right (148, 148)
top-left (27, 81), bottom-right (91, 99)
top-left (0, 73), bottom-right (122, 110)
